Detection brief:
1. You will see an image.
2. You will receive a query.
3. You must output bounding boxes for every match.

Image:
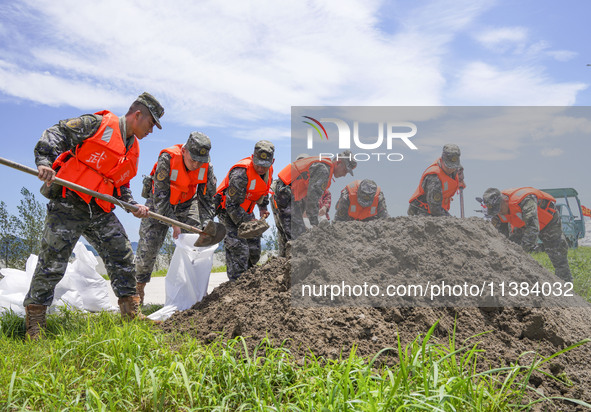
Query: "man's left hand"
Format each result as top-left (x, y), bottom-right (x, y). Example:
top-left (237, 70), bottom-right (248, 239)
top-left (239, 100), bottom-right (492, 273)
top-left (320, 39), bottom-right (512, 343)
top-left (260, 210), bottom-right (270, 219)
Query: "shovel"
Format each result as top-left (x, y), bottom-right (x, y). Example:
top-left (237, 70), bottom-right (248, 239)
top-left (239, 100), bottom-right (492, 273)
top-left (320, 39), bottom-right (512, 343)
top-left (459, 187), bottom-right (465, 218)
top-left (0, 156), bottom-right (225, 247)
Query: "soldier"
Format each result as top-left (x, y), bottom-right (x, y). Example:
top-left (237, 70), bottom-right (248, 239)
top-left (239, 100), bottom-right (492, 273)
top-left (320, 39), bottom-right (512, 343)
top-left (24, 92), bottom-right (164, 339)
top-left (296, 154), bottom-right (332, 223)
top-left (408, 144), bottom-right (465, 217)
top-left (334, 179), bottom-right (389, 222)
top-left (482, 187), bottom-right (572, 282)
top-left (215, 141), bottom-right (274, 281)
top-left (135, 132), bottom-right (217, 305)
top-left (271, 152), bottom-right (357, 257)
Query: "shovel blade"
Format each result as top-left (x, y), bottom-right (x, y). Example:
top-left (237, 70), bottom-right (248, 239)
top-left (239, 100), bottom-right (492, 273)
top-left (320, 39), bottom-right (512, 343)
top-left (194, 222), bottom-right (226, 247)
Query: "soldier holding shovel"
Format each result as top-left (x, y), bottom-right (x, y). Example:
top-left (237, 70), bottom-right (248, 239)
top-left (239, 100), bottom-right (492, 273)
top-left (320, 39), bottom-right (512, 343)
top-left (23, 92), bottom-right (164, 339)
top-left (215, 141), bottom-right (274, 281)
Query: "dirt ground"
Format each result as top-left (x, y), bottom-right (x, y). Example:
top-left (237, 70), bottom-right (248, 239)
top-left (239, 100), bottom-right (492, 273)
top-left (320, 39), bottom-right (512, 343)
top-left (162, 217), bottom-right (591, 408)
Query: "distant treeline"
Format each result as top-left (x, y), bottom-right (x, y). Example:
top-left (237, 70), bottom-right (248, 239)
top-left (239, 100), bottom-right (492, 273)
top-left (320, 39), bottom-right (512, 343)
top-left (0, 187), bottom-right (46, 270)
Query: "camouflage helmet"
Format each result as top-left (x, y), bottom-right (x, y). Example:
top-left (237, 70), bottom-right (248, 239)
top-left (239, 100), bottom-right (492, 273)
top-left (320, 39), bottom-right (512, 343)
top-left (441, 144), bottom-right (461, 169)
top-left (253, 140), bottom-right (275, 168)
top-left (357, 179), bottom-right (378, 208)
top-left (185, 132), bottom-right (211, 163)
top-left (135, 92), bottom-right (164, 129)
top-left (338, 150), bottom-right (357, 176)
top-left (482, 187), bottom-right (502, 216)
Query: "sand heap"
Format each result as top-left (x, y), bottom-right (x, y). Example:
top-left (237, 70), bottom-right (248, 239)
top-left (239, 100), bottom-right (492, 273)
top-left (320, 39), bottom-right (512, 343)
top-left (162, 217), bottom-right (591, 404)
top-left (290, 217), bottom-right (582, 307)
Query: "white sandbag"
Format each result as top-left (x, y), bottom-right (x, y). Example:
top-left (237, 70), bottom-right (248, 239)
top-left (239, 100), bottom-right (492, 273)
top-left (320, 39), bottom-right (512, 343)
top-left (0, 255), bottom-right (37, 316)
top-left (64, 242), bottom-right (114, 312)
top-left (0, 267), bottom-right (32, 294)
top-left (149, 234), bottom-right (216, 321)
top-left (49, 290), bottom-right (84, 314)
top-left (0, 292), bottom-right (27, 317)
top-left (0, 242), bottom-right (117, 316)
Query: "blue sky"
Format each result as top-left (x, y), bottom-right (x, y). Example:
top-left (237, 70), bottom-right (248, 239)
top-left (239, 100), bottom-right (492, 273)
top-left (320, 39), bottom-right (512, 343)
top-left (0, 0), bottom-right (589, 242)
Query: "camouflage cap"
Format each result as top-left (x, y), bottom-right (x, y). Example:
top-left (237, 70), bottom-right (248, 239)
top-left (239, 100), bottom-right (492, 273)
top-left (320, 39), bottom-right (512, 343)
top-left (357, 179), bottom-right (378, 208)
top-left (135, 92), bottom-right (164, 129)
top-left (253, 140), bottom-right (275, 167)
top-left (482, 187), bottom-right (502, 216)
top-left (441, 144), bottom-right (461, 169)
top-left (338, 150), bottom-right (357, 176)
top-left (185, 132), bottom-right (211, 163)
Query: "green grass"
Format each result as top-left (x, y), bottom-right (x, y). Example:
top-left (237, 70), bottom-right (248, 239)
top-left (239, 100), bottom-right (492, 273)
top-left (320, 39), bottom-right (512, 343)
top-left (531, 246), bottom-right (591, 301)
top-left (1, 309), bottom-right (588, 411)
top-left (151, 268), bottom-right (168, 278)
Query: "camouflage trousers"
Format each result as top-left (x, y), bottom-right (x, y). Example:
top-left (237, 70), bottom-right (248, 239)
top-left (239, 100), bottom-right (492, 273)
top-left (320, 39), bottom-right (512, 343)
top-left (519, 214), bottom-right (572, 282)
top-left (407, 202), bottom-right (430, 216)
top-left (407, 200), bottom-right (450, 217)
top-left (219, 210), bottom-right (261, 281)
top-left (270, 180), bottom-right (307, 257)
top-left (135, 197), bottom-right (200, 284)
top-left (24, 194), bottom-right (136, 307)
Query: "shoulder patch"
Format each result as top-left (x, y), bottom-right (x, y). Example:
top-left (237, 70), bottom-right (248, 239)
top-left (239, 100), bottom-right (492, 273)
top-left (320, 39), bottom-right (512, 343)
top-left (156, 171), bottom-right (168, 181)
top-left (228, 186), bottom-right (237, 197)
top-left (66, 118), bottom-right (83, 129)
top-left (433, 193), bottom-right (442, 201)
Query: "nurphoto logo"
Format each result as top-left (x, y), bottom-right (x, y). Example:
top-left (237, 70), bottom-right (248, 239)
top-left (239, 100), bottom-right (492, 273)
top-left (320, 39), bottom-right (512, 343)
top-left (303, 116), bottom-right (418, 162)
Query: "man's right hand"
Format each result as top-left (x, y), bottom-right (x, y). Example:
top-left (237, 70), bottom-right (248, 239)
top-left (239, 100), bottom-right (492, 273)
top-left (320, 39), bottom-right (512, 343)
top-left (172, 225), bottom-right (182, 239)
top-left (37, 165), bottom-right (56, 186)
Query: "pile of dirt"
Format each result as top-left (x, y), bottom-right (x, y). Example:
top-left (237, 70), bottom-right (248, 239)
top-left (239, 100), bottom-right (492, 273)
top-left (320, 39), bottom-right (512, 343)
top-left (162, 217), bottom-right (591, 405)
top-left (290, 216), bottom-right (581, 307)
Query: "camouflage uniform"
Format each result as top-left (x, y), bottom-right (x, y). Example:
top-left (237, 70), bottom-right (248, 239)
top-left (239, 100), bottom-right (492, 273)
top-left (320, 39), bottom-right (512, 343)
top-left (135, 133), bottom-right (217, 284)
top-left (489, 194), bottom-right (572, 282)
top-left (408, 144), bottom-right (465, 217)
top-left (217, 141), bottom-right (273, 281)
top-left (334, 180), bottom-right (389, 222)
top-left (271, 154), bottom-right (356, 257)
top-left (270, 179), bottom-right (293, 257)
top-left (24, 114), bottom-right (143, 306)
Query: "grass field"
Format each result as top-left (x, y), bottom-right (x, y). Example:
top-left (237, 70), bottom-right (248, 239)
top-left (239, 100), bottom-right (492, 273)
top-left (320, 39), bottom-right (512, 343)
top-left (532, 246), bottom-right (591, 301)
top-left (1, 310), bottom-right (588, 411)
top-left (0, 248), bottom-right (589, 410)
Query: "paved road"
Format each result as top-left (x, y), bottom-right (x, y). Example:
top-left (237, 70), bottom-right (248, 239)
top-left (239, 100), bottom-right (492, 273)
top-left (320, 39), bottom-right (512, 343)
top-left (108, 271), bottom-right (229, 307)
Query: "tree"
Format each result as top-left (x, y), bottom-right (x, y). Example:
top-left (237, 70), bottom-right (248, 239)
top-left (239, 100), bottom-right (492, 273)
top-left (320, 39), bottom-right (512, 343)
top-left (161, 228), bottom-right (176, 268)
top-left (0, 201), bottom-right (22, 268)
top-left (16, 187), bottom-right (46, 257)
top-left (263, 225), bottom-right (279, 251)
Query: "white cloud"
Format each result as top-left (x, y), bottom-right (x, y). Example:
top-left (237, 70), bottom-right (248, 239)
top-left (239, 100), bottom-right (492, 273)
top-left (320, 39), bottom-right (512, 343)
top-left (475, 27), bottom-right (528, 52)
top-left (406, 107), bottom-right (591, 161)
top-left (451, 62), bottom-right (587, 105)
top-left (0, 0), bottom-right (492, 127)
top-left (0, 61), bottom-right (130, 110)
top-left (540, 148), bottom-right (563, 157)
top-left (0, 0), bottom-right (586, 141)
top-left (546, 50), bottom-right (577, 62)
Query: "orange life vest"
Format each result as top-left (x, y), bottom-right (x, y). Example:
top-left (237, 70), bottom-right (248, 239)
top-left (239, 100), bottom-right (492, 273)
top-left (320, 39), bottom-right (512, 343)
top-left (346, 180), bottom-right (380, 220)
top-left (216, 156), bottom-right (273, 214)
top-left (408, 159), bottom-right (462, 213)
top-left (52, 111), bottom-right (139, 212)
top-left (150, 144), bottom-right (209, 205)
top-left (498, 187), bottom-right (556, 230)
top-left (277, 157), bottom-right (334, 201)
